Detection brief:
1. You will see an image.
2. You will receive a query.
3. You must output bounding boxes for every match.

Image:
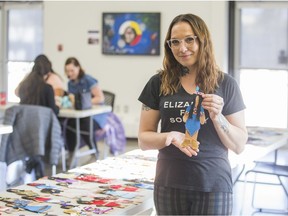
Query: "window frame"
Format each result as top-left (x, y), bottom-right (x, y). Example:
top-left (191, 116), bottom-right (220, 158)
top-left (0, 2), bottom-right (43, 102)
top-left (231, 1), bottom-right (288, 128)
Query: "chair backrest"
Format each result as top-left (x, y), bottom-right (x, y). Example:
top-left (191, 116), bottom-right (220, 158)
top-left (103, 90), bottom-right (115, 112)
top-left (0, 104), bottom-right (65, 181)
top-left (0, 105), bottom-right (64, 166)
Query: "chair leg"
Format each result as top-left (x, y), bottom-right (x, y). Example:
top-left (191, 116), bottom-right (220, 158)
top-left (103, 137), bottom-right (109, 159)
top-left (278, 176), bottom-right (288, 197)
top-left (244, 172), bottom-right (288, 214)
top-left (89, 116), bottom-right (98, 160)
top-left (61, 146), bottom-right (66, 172)
top-left (251, 172), bottom-right (258, 209)
top-left (233, 164), bottom-right (246, 185)
top-left (240, 171), bottom-right (249, 215)
top-left (240, 170), bottom-right (259, 215)
top-left (69, 118), bottom-right (81, 169)
top-left (52, 165), bottom-right (56, 176)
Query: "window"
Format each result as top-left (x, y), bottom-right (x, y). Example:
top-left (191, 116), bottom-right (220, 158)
top-left (0, 2), bottom-right (43, 102)
top-left (233, 2), bottom-right (288, 128)
top-left (0, 4), bottom-right (3, 93)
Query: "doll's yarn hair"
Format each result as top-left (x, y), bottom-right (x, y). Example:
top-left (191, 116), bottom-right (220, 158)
top-left (188, 94), bottom-right (204, 120)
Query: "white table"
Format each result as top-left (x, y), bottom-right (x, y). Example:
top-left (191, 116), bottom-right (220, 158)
top-left (0, 102), bottom-right (17, 111)
top-left (58, 105), bottom-right (111, 118)
top-left (229, 126), bottom-right (288, 183)
top-left (59, 105), bottom-right (112, 169)
top-left (0, 124), bottom-right (13, 150)
top-left (68, 149), bottom-right (156, 215)
top-left (0, 149), bottom-right (156, 216)
top-left (0, 127), bottom-right (286, 216)
top-left (0, 124), bottom-right (13, 135)
top-left (229, 126), bottom-right (288, 168)
top-left (1, 103), bottom-right (112, 119)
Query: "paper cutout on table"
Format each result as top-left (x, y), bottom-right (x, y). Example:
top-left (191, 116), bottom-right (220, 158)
top-left (123, 178), bottom-right (154, 185)
top-left (77, 198), bottom-right (122, 208)
top-left (56, 188), bottom-right (97, 199)
top-left (102, 190), bottom-right (138, 199)
top-left (126, 183), bottom-right (154, 190)
top-left (0, 205), bottom-right (18, 214)
top-left (48, 176), bottom-right (77, 184)
top-left (75, 174), bottom-right (113, 184)
top-left (99, 184), bottom-right (138, 192)
top-left (0, 197), bottom-right (51, 213)
top-left (249, 129), bottom-right (282, 137)
top-left (6, 189), bottom-right (39, 198)
top-left (40, 188), bottom-right (62, 194)
top-left (27, 182), bottom-right (60, 190)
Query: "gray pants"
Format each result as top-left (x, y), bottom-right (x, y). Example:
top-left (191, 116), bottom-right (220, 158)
top-left (154, 185), bottom-right (233, 215)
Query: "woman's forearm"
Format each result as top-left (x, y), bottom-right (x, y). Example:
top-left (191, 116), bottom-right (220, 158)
top-left (213, 114), bottom-right (248, 154)
top-left (91, 96), bottom-right (104, 105)
top-left (138, 131), bottom-right (169, 150)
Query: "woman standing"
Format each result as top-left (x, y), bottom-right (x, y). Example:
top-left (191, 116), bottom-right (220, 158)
top-left (138, 14), bottom-right (248, 215)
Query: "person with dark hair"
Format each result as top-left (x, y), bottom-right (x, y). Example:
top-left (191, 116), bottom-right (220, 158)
top-left (17, 55), bottom-right (60, 115)
top-left (34, 54), bottom-right (65, 97)
top-left (64, 57), bottom-right (105, 152)
top-left (138, 13), bottom-right (248, 215)
top-left (65, 57), bottom-right (104, 105)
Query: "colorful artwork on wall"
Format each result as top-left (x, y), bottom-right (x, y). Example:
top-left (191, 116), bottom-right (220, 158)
top-left (102, 12), bottom-right (161, 56)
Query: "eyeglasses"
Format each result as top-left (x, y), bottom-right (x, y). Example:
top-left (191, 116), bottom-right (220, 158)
top-left (167, 36), bottom-right (197, 49)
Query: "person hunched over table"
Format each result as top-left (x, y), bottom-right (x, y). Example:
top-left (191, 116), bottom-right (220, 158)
top-left (64, 57), bottom-right (105, 154)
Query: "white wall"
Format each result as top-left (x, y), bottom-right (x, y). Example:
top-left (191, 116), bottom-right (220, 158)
top-left (44, 1), bottom-right (228, 138)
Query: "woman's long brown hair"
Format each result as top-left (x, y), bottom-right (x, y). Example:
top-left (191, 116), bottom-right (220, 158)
top-left (160, 13), bottom-right (224, 95)
top-left (18, 56), bottom-right (51, 105)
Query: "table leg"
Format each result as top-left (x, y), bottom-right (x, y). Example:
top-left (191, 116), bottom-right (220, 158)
top-left (69, 118), bottom-right (80, 169)
top-left (89, 116), bottom-right (99, 159)
top-left (69, 117), bottom-right (99, 170)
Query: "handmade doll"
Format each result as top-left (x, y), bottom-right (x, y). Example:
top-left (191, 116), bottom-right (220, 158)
top-left (181, 87), bottom-right (206, 151)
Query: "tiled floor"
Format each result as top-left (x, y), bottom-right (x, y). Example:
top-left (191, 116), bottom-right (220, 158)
top-left (51, 140), bottom-right (288, 216)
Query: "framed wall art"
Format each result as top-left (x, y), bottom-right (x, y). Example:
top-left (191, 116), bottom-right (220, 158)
top-left (102, 12), bottom-right (161, 56)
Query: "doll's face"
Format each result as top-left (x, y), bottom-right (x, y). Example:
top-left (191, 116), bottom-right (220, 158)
top-left (65, 63), bottom-right (80, 81)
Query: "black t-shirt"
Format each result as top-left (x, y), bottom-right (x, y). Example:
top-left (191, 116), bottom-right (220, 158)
top-left (138, 73), bottom-right (246, 193)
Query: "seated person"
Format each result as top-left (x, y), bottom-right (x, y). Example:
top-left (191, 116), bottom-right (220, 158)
top-left (64, 57), bottom-right (105, 152)
top-left (36, 54), bottom-right (66, 97)
top-left (16, 55), bottom-right (60, 115)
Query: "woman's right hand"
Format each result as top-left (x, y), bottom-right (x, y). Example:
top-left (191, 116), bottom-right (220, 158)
top-left (55, 96), bottom-right (62, 108)
top-left (68, 94), bottom-right (75, 107)
top-left (165, 131), bottom-right (199, 157)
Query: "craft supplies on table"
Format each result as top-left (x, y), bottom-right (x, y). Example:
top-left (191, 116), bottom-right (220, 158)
top-left (0, 149), bottom-right (157, 215)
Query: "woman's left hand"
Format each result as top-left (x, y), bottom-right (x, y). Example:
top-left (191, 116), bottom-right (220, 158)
top-left (201, 94), bottom-right (224, 121)
top-left (165, 131), bottom-right (198, 157)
